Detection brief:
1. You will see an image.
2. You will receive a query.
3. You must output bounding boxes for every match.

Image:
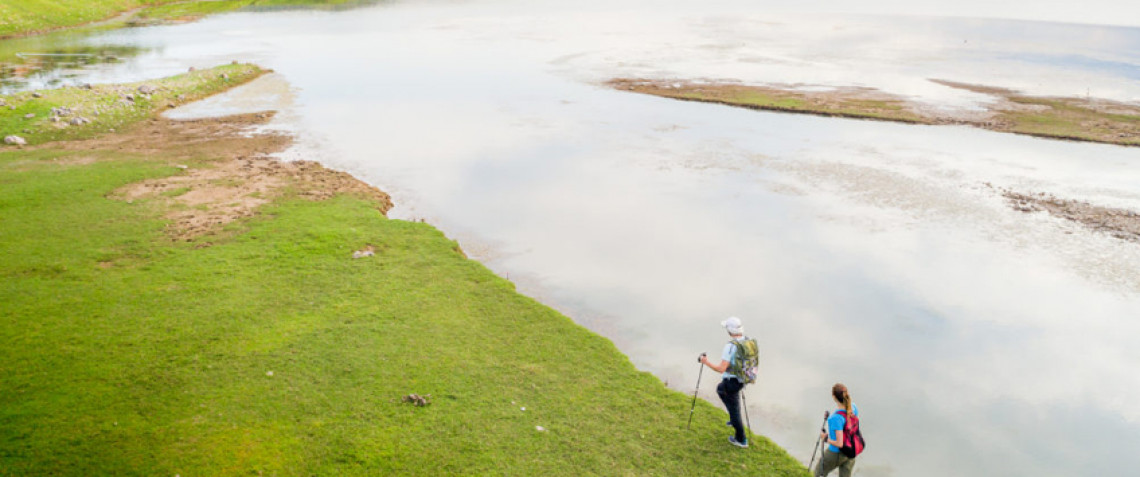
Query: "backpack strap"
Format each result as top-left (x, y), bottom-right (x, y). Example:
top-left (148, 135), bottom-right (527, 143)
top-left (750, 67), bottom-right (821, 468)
top-left (726, 339), bottom-right (741, 379)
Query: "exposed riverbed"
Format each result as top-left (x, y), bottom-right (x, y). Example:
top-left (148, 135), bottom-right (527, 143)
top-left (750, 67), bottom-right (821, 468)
top-left (9, 1), bottom-right (1140, 476)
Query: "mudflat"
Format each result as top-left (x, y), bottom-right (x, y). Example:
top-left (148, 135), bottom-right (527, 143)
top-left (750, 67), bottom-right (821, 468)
top-left (610, 78), bottom-right (1140, 147)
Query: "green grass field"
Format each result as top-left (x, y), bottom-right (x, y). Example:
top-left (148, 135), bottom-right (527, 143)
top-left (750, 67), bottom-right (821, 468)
top-left (134, 0), bottom-right (374, 23)
top-left (0, 70), bottom-right (808, 475)
top-left (0, 0), bottom-right (375, 37)
top-left (0, 0), bottom-right (159, 37)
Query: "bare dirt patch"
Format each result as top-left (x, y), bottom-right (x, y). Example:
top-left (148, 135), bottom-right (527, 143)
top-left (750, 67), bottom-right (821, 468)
top-left (42, 111), bottom-right (392, 242)
top-left (1003, 190), bottom-right (1140, 244)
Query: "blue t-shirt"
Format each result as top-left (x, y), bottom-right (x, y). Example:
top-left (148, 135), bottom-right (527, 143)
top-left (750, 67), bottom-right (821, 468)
top-left (720, 342), bottom-right (740, 381)
top-left (826, 405), bottom-right (859, 453)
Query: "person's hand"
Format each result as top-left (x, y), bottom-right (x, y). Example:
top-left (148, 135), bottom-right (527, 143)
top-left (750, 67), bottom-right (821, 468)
top-left (820, 430), bottom-right (828, 441)
top-left (698, 352), bottom-right (707, 364)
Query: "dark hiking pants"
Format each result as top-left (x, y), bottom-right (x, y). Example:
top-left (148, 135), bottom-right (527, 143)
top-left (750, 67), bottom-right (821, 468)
top-left (716, 377), bottom-right (746, 443)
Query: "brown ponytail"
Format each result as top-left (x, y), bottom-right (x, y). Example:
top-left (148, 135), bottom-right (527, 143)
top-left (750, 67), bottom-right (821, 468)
top-left (832, 383), bottom-right (853, 416)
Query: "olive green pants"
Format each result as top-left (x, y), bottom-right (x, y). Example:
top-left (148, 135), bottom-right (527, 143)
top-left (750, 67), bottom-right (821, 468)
top-left (815, 450), bottom-right (855, 477)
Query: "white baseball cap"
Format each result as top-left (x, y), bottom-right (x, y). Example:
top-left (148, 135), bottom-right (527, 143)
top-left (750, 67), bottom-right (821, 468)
top-left (721, 316), bottom-right (743, 335)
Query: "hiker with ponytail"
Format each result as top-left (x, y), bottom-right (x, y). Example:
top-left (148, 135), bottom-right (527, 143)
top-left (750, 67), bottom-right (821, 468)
top-left (815, 383), bottom-right (865, 477)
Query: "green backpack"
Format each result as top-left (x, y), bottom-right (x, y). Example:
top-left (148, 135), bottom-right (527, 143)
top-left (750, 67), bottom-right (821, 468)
top-left (728, 338), bottom-right (759, 384)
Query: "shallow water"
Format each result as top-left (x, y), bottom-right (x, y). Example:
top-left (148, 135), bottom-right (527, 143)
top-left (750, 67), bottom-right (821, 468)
top-left (14, 1), bottom-right (1140, 475)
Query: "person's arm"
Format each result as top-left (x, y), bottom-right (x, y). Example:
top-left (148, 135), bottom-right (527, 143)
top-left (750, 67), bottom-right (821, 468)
top-left (700, 354), bottom-right (729, 373)
top-left (821, 429), bottom-right (844, 449)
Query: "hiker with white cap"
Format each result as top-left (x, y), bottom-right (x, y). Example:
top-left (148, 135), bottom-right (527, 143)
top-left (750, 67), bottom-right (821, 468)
top-left (699, 316), bottom-right (759, 448)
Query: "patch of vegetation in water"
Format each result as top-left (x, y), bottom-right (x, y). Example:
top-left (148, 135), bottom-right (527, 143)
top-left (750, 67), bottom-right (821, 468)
top-left (614, 78), bottom-right (1140, 147)
top-left (999, 96), bottom-right (1140, 146)
top-left (622, 79), bottom-right (931, 124)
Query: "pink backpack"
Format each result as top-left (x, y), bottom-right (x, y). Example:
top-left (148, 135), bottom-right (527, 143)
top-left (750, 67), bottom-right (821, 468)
top-left (835, 410), bottom-right (866, 458)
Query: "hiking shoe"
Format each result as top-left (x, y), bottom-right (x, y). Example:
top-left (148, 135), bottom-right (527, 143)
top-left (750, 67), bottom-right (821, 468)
top-left (728, 436), bottom-right (749, 448)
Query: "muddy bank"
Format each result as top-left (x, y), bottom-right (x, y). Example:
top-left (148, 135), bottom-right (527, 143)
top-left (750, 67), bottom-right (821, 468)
top-left (609, 78), bottom-right (1140, 147)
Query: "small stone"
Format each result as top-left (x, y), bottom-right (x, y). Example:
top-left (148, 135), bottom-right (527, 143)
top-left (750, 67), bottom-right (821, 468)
top-left (4, 135), bottom-right (27, 146)
top-left (520, 407), bottom-right (526, 411)
top-left (232, 60), bottom-right (239, 65)
top-left (138, 85), bottom-right (157, 95)
top-left (81, 83), bottom-right (93, 90)
top-left (32, 92), bottom-right (42, 98)
top-left (535, 426), bottom-right (546, 431)
top-left (176, 164), bottom-right (189, 169)
top-left (24, 113), bottom-right (34, 119)
top-left (266, 371), bottom-right (273, 377)
top-left (188, 66), bottom-right (197, 72)
top-left (51, 117), bottom-right (60, 123)
top-left (220, 73), bottom-right (229, 80)
top-left (401, 393), bottom-right (431, 406)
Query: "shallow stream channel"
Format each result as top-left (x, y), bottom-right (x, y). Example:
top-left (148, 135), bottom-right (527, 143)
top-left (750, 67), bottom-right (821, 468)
top-left (8, 1), bottom-right (1140, 475)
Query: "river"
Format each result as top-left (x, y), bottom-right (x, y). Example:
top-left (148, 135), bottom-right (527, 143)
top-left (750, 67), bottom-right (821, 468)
top-left (7, 1), bottom-right (1140, 475)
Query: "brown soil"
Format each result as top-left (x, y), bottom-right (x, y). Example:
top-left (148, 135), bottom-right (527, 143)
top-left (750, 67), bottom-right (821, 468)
top-left (1003, 190), bottom-right (1140, 244)
top-left (40, 111), bottom-right (391, 242)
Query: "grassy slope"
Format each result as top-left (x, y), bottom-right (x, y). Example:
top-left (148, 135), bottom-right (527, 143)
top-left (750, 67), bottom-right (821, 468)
top-left (0, 0), bottom-right (368, 37)
top-left (0, 78), bottom-right (808, 474)
top-left (0, 0), bottom-right (159, 37)
top-left (1, 63), bottom-right (264, 145)
top-left (135, 0), bottom-right (371, 22)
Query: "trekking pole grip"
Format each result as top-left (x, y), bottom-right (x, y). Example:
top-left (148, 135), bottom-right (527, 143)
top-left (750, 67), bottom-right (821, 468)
top-left (697, 352), bottom-right (707, 363)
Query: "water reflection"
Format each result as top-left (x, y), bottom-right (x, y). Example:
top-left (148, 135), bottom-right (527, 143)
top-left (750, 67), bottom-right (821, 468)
top-left (0, 32), bottom-right (146, 93)
top-left (8, 2), bottom-right (1140, 476)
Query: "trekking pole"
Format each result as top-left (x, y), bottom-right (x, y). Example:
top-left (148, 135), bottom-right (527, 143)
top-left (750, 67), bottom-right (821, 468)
top-left (686, 353), bottom-right (707, 430)
top-left (741, 388), bottom-right (752, 445)
top-left (808, 411), bottom-right (829, 473)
